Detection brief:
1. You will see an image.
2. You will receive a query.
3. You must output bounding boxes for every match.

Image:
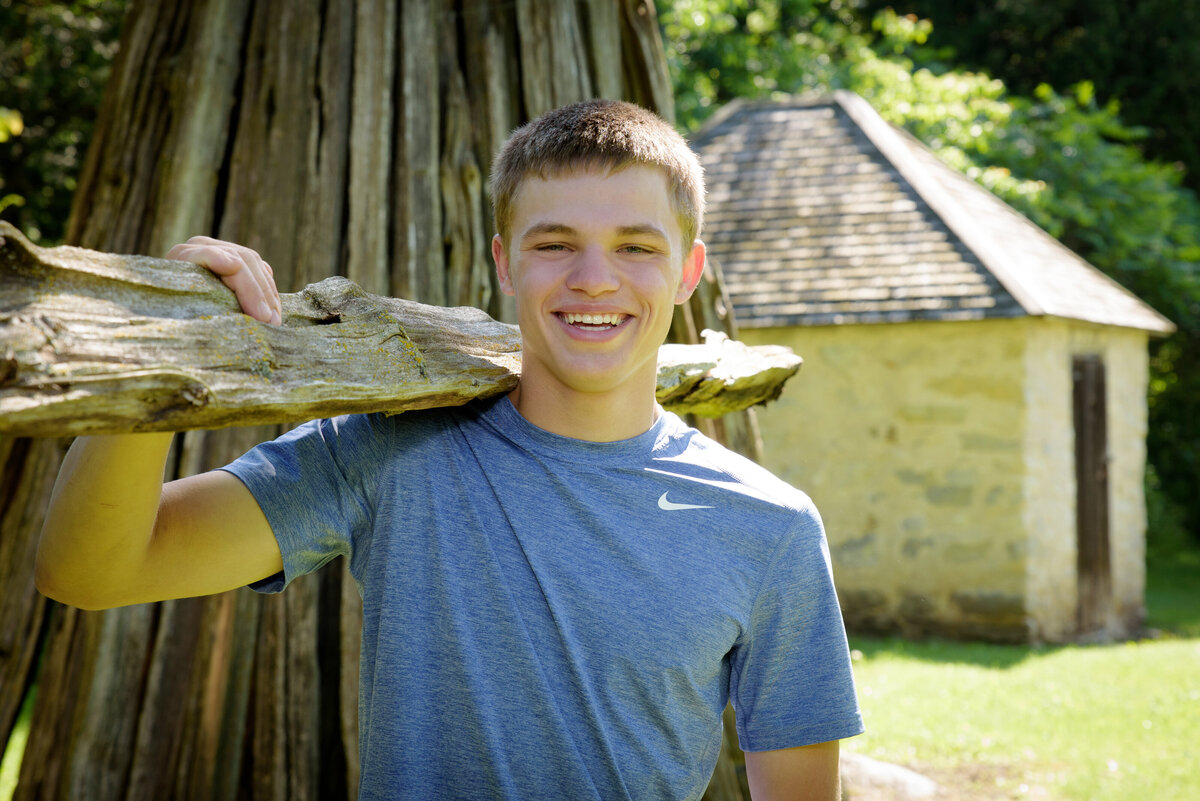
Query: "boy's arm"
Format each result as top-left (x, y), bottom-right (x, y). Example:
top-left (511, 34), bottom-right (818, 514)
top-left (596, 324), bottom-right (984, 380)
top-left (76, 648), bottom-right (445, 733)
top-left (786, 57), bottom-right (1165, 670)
top-left (744, 740), bottom-right (841, 801)
top-left (35, 237), bottom-right (286, 610)
top-left (36, 433), bottom-right (282, 609)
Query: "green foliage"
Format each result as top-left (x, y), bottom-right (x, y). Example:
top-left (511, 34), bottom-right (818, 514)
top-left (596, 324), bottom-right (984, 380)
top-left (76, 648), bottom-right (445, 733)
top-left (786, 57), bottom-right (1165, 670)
top-left (0, 0), bottom-right (127, 244)
top-left (857, 0), bottom-right (1200, 194)
top-left (656, 0), bottom-right (873, 132)
top-left (0, 106), bottom-right (21, 141)
top-left (657, 2), bottom-right (1200, 540)
top-left (0, 106), bottom-right (23, 216)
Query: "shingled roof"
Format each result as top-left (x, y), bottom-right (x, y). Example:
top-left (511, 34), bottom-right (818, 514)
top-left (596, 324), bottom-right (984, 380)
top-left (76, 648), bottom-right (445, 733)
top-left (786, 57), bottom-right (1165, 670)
top-left (691, 91), bottom-right (1175, 334)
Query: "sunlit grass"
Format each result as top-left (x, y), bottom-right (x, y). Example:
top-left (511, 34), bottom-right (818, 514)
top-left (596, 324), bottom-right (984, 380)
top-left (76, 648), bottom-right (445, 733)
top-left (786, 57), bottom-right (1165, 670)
top-left (845, 542), bottom-right (1200, 801)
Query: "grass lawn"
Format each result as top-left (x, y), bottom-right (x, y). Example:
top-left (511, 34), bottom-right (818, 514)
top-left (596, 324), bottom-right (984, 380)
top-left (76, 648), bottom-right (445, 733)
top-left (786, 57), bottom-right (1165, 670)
top-left (845, 542), bottom-right (1200, 800)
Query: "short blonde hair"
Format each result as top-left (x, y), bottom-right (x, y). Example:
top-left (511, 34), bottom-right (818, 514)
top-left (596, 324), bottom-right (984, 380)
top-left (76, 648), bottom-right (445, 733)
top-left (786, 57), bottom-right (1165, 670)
top-left (490, 100), bottom-right (705, 249)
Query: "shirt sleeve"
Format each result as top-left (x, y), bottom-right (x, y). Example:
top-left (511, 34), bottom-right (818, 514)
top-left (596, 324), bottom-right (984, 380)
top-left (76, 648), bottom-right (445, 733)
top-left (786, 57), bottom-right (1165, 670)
top-left (728, 506), bottom-right (865, 751)
top-left (219, 413), bottom-right (385, 594)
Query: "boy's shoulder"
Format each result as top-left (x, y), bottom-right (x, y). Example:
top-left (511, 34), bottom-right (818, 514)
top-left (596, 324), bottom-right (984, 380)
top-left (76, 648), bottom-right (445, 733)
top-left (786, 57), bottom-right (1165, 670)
top-left (655, 412), bottom-right (818, 518)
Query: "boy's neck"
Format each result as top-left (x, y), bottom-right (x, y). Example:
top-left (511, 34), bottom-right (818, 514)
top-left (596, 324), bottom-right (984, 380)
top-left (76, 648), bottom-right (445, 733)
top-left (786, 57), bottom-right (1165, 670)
top-left (505, 380), bottom-right (660, 442)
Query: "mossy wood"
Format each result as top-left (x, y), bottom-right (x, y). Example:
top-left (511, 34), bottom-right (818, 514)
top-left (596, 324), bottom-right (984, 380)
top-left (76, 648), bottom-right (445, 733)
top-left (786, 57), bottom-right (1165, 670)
top-left (0, 223), bottom-right (800, 436)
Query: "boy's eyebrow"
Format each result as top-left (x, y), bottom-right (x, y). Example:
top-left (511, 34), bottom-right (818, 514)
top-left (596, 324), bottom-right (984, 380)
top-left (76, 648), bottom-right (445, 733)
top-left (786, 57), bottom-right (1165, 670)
top-left (518, 222), bottom-right (671, 243)
top-left (520, 222), bottom-right (577, 242)
top-left (614, 224), bottom-right (670, 241)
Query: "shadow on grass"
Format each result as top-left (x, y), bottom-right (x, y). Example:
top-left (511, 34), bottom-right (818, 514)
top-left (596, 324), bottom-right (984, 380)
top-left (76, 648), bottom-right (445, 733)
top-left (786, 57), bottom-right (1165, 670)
top-left (846, 538), bottom-right (1200, 668)
top-left (1145, 540), bottom-right (1200, 638)
top-left (847, 634), bottom-right (1051, 669)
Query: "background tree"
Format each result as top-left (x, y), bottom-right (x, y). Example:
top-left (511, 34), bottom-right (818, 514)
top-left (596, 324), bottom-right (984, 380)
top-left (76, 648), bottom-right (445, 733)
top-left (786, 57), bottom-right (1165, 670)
top-left (656, 0), bottom-right (1200, 544)
top-left (2, 2), bottom-right (753, 799)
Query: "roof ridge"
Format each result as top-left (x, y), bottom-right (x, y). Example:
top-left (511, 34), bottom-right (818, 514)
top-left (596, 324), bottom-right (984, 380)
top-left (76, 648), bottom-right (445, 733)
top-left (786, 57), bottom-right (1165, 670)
top-left (689, 92), bottom-right (836, 145)
top-left (834, 90), bottom-right (1174, 334)
top-left (831, 90), bottom-right (1049, 317)
top-left (689, 97), bottom-right (749, 146)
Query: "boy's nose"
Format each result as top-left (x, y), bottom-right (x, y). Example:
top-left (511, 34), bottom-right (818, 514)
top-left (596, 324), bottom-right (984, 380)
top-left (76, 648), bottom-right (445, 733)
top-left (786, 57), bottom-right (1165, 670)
top-left (566, 247), bottom-right (619, 295)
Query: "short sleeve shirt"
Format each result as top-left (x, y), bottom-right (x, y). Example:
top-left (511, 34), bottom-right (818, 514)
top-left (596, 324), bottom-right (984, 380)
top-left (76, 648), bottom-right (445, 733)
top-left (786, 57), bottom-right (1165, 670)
top-left (222, 397), bottom-right (863, 800)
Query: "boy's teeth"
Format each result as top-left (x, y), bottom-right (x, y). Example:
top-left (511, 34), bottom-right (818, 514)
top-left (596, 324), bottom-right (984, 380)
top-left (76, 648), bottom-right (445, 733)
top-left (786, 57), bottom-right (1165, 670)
top-left (563, 312), bottom-right (623, 326)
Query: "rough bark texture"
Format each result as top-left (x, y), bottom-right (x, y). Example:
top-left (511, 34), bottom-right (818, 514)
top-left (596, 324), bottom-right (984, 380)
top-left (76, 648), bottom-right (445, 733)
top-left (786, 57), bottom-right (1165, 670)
top-left (0, 223), bottom-right (800, 437)
top-left (3, 1), bottom-right (766, 799)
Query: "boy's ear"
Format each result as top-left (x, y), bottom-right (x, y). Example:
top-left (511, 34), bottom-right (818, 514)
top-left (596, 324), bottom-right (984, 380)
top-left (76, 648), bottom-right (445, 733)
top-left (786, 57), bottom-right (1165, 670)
top-left (675, 240), bottom-right (706, 304)
top-left (492, 234), bottom-right (516, 296)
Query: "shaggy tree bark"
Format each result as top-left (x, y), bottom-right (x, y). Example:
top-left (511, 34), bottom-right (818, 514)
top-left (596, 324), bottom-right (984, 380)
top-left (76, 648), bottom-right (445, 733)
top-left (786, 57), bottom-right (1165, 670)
top-left (3, 2), bottom-right (762, 799)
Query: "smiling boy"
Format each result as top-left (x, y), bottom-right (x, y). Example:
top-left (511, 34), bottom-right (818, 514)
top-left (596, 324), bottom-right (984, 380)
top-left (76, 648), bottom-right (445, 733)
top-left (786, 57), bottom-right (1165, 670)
top-left (37, 100), bottom-right (862, 800)
top-left (493, 164), bottom-right (700, 441)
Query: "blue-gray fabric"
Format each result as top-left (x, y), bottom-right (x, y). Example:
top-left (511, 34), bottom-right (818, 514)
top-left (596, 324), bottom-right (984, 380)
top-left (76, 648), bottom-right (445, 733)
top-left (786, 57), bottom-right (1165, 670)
top-left (221, 396), bottom-right (862, 800)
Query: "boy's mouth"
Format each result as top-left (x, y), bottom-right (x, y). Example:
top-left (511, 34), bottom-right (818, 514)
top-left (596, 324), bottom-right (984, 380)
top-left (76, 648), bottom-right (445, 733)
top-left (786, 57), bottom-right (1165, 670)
top-left (559, 312), bottom-right (629, 331)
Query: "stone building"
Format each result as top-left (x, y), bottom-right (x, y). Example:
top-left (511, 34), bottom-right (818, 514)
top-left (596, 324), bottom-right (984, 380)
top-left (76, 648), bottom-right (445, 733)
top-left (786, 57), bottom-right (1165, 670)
top-left (692, 92), bottom-right (1174, 642)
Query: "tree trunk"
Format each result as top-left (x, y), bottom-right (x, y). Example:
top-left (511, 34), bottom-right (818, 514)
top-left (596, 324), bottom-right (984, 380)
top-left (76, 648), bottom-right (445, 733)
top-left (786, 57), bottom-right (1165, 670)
top-left (4, 1), bottom-right (757, 798)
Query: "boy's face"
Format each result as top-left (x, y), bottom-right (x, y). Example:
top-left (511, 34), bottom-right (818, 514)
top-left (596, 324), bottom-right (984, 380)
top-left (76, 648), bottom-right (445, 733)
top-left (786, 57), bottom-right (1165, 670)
top-left (492, 165), bottom-right (705, 401)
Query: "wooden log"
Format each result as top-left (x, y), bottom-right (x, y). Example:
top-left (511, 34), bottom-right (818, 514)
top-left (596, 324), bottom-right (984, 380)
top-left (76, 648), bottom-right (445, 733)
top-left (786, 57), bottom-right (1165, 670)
top-left (0, 223), bottom-right (801, 437)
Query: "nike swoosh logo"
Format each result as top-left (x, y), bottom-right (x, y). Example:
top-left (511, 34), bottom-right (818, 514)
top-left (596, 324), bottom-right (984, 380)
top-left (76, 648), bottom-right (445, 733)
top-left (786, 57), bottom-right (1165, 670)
top-left (658, 492), bottom-right (714, 511)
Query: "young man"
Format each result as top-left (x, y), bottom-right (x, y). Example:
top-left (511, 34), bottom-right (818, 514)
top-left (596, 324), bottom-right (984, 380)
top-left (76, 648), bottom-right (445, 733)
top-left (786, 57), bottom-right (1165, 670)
top-left (37, 100), bottom-right (862, 800)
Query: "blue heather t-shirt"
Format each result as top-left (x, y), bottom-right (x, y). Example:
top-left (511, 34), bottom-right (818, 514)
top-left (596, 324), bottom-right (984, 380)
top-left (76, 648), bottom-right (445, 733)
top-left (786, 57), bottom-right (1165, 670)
top-left (222, 396), bottom-right (862, 800)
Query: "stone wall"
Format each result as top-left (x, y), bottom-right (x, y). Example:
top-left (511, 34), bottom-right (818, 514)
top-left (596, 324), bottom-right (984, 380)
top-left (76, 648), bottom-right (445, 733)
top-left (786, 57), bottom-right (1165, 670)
top-left (1023, 319), bottom-right (1150, 641)
top-left (742, 317), bottom-right (1150, 642)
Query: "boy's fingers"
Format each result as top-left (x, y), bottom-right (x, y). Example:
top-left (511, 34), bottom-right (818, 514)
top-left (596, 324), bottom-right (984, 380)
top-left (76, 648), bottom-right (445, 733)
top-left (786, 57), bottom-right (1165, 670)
top-left (244, 248), bottom-right (282, 324)
top-left (171, 244), bottom-right (272, 322)
top-left (223, 267), bottom-right (278, 325)
top-left (166, 238), bottom-right (281, 325)
top-left (227, 243), bottom-right (282, 325)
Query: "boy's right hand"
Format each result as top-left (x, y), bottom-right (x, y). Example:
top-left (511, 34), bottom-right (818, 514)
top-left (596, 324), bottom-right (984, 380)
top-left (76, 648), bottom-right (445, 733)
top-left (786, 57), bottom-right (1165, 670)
top-left (166, 236), bottom-right (283, 325)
